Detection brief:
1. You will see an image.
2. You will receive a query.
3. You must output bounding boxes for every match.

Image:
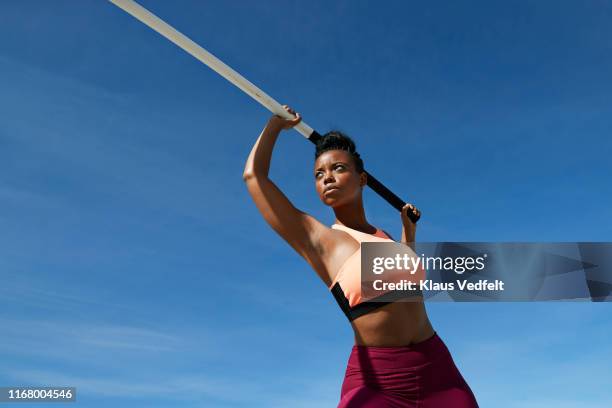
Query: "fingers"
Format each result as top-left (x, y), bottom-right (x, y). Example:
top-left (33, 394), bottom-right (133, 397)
top-left (292, 111), bottom-right (302, 125)
top-left (402, 203), bottom-right (421, 220)
top-left (279, 104), bottom-right (302, 128)
top-left (282, 105), bottom-right (298, 116)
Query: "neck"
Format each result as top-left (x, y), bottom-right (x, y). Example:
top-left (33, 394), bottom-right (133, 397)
top-left (332, 196), bottom-right (375, 233)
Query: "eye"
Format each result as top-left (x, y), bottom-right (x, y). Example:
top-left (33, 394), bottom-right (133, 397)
top-left (315, 171), bottom-right (323, 179)
top-left (334, 164), bottom-right (345, 171)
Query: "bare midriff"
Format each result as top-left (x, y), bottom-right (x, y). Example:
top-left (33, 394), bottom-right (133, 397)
top-left (350, 301), bottom-right (435, 347)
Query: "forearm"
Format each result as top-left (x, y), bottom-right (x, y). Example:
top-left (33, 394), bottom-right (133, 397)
top-left (401, 226), bottom-right (416, 251)
top-left (243, 121), bottom-right (283, 179)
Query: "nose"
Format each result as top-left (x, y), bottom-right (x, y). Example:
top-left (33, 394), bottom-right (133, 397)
top-left (323, 172), bottom-right (335, 184)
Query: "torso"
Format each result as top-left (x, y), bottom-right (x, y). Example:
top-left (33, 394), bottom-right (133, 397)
top-left (350, 301), bottom-right (435, 346)
top-left (317, 224), bottom-right (435, 347)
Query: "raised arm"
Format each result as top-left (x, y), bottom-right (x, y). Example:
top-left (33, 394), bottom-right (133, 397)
top-left (242, 106), bottom-right (329, 267)
top-left (401, 203), bottom-right (421, 250)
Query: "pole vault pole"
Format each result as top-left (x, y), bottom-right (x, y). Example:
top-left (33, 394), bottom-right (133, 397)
top-left (108, 0), bottom-right (420, 223)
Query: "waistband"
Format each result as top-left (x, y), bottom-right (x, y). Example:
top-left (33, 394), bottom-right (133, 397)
top-left (348, 332), bottom-right (449, 370)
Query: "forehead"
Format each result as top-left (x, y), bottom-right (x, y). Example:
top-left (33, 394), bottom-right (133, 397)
top-left (314, 149), bottom-right (352, 168)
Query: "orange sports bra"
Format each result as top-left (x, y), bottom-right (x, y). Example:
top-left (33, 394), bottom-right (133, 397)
top-left (328, 223), bottom-right (413, 321)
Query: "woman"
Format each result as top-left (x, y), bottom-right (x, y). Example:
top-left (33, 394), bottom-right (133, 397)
top-left (243, 106), bottom-right (479, 408)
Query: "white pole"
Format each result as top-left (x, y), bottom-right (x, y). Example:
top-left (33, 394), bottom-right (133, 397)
top-left (109, 0), bottom-right (315, 139)
top-left (108, 0), bottom-right (417, 219)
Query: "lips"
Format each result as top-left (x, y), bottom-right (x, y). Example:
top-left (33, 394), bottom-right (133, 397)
top-left (324, 186), bottom-right (339, 194)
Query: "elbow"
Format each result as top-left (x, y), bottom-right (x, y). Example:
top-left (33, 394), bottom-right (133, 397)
top-left (242, 170), bottom-right (256, 182)
top-left (242, 163), bottom-right (254, 181)
top-left (242, 170), bottom-right (266, 183)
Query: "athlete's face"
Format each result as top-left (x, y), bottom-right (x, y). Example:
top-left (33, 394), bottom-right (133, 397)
top-left (314, 150), bottom-right (366, 207)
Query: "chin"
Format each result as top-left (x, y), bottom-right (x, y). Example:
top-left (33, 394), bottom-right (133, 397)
top-left (324, 198), bottom-right (349, 208)
top-left (319, 196), bottom-right (337, 206)
top-left (319, 190), bottom-right (351, 207)
top-left (321, 198), bottom-right (334, 207)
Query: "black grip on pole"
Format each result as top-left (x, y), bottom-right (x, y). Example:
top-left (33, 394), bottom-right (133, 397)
top-left (307, 130), bottom-right (420, 223)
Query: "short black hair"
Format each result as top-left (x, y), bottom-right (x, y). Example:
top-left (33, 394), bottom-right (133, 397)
top-left (314, 130), bottom-right (364, 173)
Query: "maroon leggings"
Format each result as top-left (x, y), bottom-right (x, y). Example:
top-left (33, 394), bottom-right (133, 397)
top-left (337, 333), bottom-right (479, 408)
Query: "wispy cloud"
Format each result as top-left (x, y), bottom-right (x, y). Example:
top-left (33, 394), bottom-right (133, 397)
top-left (5, 369), bottom-right (262, 402)
top-left (504, 400), bottom-right (612, 408)
top-left (0, 279), bottom-right (130, 313)
top-left (0, 317), bottom-right (184, 356)
top-left (453, 324), bottom-right (612, 407)
top-left (5, 367), bottom-right (340, 407)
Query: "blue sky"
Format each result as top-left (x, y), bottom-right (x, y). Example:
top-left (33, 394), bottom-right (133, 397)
top-left (1, 0), bottom-right (611, 407)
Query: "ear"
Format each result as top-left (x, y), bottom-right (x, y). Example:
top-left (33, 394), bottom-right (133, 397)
top-left (359, 172), bottom-right (367, 187)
